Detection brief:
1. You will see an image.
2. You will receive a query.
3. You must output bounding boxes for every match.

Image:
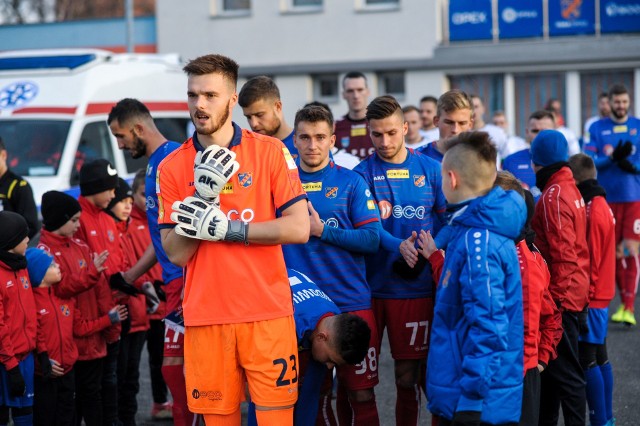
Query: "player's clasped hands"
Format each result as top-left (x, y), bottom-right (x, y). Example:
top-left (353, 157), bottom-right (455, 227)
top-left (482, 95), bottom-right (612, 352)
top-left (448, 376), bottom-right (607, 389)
top-left (417, 230), bottom-right (438, 259)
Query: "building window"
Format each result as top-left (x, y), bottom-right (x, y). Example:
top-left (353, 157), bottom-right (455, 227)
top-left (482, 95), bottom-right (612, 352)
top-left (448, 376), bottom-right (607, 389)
top-left (357, 0), bottom-right (400, 11)
top-left (378, 71), bottom-right (405, 100)
top-left (313, 74), bottom-right (339, 102)
top-left (293, 0), bottom-right (322, 6)
top-left (212, 0), bottom-right (251, 16)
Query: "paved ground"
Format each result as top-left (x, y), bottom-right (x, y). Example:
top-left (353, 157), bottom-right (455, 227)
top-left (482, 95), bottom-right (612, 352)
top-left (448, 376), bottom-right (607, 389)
top-left (135, 296), bottom-right (640, 425)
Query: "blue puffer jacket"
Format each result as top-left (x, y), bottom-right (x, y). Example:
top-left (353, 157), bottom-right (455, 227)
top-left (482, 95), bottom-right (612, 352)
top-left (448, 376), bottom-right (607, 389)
top-left (427, 187), bottom-right (526, 424)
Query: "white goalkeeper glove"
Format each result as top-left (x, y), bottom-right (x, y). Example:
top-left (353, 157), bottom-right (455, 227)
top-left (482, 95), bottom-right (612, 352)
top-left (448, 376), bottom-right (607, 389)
top-left (194, 145), bottom-right (240, 202)
top-left (170, 196), bottom-right (249, 244)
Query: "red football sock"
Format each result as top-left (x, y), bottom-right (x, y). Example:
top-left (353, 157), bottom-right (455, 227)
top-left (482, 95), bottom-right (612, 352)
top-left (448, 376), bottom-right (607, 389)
top-left (336, 384), bottom-right (352, 426)
top-left (396, 383), bottom-right (420, 426)
top-left (315, 393), bottom-right (337, 426)
top-left (162, 364), bottom-right (195, 426)
top-left (350, 394), bottom-right (380, 425)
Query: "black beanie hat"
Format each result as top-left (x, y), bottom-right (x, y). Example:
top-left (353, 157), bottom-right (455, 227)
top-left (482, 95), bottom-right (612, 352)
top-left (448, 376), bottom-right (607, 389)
top-left (79, 159), bottom-right (119, 196)
top-left (41, 191), bottom-right (82, 231)
top-left (107, 178), bottom-right (133, 211)
top-left (0, 211), bottom-right (29, 251)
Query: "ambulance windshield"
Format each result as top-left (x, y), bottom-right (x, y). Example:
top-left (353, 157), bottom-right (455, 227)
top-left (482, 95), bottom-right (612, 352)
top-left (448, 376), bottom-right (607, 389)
top-left (0, 119), bottom-right (70, 177)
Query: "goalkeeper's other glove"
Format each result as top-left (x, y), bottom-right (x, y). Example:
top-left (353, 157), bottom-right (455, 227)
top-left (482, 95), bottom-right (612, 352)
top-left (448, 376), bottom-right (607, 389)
top-left (193, 145), bottom-right (240, 202)
top-left (171, 196), bottom-right (248, 244)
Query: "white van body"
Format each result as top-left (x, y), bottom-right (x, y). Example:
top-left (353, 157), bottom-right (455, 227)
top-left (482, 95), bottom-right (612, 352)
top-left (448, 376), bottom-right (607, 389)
top-left (0, 48), bottom-right (191, 205)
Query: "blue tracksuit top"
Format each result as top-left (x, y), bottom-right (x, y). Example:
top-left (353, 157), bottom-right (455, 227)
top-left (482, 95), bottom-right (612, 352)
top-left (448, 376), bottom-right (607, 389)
top-left (427, 186), bottom-right (525, 424)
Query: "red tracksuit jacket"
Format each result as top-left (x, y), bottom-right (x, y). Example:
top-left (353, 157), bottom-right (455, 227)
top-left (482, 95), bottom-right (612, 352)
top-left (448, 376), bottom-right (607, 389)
top-left (532, 167), bottom-right (590, 312)
top-left (516, 240), bottom-right (563, 370)
top-left (38, 230), bottom-right (114, 361)
top-left (76, 197), bottom-right (124, 344)
top-left (0, 262), bottom-right (37, 370)
top-left (33, 286), bottom-right (113, 374)
top-left (586, 195), bottom-right (616, 308)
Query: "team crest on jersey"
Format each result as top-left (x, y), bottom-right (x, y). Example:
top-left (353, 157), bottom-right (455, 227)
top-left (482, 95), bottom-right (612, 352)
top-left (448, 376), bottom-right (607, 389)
top-left (325, 187), bottom-right (338, 199)
top-left (631, 128), bottom-right (638, 136)
top-left (60, 304), bottom-right (71, 316)
top-left (78, 258), bottom-right (87, 269)
top-left (341, 137), bottom-right (350, 148)
top-left (21, 276), bottom-right (30, 289)
top-left (107, 230), bottom-right (115, 242)
top-left (413, 175), bottom-right (425, 187)
top-left (441, 269), bottom-right (451, 289)
top-left (238, 173), bottom-right (253, 188)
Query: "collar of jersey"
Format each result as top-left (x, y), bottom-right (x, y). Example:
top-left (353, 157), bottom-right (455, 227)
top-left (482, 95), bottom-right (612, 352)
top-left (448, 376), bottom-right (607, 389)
top-left (296, 160), bottom-right (335, 181)
top-left (191, 122), bottom-right (243, 152)
top-left (374, 147), bottom-right (412, 168)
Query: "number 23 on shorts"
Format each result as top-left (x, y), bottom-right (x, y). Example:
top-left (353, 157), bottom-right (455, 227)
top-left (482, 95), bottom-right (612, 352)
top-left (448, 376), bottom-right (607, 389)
top-left (273, 354), bottom-right (298, 387)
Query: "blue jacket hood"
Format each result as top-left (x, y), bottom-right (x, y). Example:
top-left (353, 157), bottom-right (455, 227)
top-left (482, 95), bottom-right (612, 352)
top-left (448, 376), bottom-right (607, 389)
top-left (450, 187), bottom-right (526, 240)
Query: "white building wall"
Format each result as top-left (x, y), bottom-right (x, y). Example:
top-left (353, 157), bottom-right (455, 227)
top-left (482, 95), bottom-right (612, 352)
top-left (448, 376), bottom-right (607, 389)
top-left (157, 0), bottom-right (440, 67)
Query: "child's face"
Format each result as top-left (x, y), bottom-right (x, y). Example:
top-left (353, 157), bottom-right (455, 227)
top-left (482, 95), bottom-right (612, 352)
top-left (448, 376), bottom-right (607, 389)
top-left (133, 184), bottom-right (146, 211)
top-left (57, 212), bottom-right (82, 237)
top-left (10, 236), bottom-right (29, 256)
top-left (110, 197), bottom-right (133, 221)
top-left (91, 188), bottom-right (116, 209)
top-left (42, 261), bottom-right (62, 286)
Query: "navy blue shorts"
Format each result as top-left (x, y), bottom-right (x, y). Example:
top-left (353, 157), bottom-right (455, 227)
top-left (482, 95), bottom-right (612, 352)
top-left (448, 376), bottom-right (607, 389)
top-left (579, 307), bottom-right (609, 344)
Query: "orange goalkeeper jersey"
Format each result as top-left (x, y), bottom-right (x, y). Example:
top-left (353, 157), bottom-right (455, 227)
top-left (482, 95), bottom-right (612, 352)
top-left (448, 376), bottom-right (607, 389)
top-left (157, 123), bottom-right (306, 326)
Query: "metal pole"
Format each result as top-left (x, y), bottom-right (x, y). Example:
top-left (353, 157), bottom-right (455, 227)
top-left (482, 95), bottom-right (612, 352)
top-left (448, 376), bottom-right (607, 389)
top-left (126, 0), bottom-right (134, 53)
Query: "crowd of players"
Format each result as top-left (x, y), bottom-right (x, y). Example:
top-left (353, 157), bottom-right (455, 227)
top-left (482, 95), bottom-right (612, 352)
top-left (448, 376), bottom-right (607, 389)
top-left (0, 52), bottom-right (638, 426)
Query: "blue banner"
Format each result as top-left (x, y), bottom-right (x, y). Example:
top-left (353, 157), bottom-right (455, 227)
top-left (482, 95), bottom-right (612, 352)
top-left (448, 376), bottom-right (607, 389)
top-left (498, 0), bottom-right (543, 39)
top-left (600, 0), bottom-right (640, 33)
top-left (449, 0), bottom-right (493, 41)
top-left (549, 0), bottom-right (595, 36)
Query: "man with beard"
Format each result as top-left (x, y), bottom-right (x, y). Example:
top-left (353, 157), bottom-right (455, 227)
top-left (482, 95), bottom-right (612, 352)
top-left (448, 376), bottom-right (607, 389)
top-left (584, 84), bottom-right (640, 326)
top-left (354, 96), bottom-right (446, 425)
top-left (238, 76), bottom-right (296, 158)
top-left (108, 99), bottom-right (196, 426)
top-left (157, 54), bottom-right (309, 425)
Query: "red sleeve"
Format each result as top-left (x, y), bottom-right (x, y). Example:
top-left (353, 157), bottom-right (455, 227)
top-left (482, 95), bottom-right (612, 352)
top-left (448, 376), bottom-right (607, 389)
top-left (537, 187), bottom-right (581, 308)
top-left (538, 287), bottom-right (562, 365)
top-left (0, 287), bottom-right (18, 370)
top-left (55, 243), bottom-right (101, 299)
top-left (428, 250), bottom-right (445, 285)
top-left (73, 299), bottom-right (112, 337)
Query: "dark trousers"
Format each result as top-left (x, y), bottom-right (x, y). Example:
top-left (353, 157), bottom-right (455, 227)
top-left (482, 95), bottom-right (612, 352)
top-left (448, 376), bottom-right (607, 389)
top-left (102, 341), bottom-right (120, 426)
top-left (540, 311), bottom-right (586, 426)
top-left (75, 358), bottom-right (104, 426)
top-left (147, 319), bottom-right (168, 404)
top-left (519, 367), bottom-right (540, 426)
top-left (117, 331), bottom-right (147, 426)
top-left (34, 369), bottom-right (75, 426)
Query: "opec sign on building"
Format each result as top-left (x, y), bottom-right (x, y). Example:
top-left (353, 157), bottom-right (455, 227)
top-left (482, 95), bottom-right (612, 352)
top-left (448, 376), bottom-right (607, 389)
top-left (449, 0), bottom-right (493, 41)
top-left (498, 0), bottom-right (543, 38)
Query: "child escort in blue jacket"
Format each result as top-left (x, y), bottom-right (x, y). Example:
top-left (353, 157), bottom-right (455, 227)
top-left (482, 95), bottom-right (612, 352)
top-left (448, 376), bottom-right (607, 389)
top-left (426, 131), bottom-right (526, 425)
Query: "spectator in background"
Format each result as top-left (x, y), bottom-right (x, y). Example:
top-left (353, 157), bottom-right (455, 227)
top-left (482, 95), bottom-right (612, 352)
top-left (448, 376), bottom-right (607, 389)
top-left (419, 95), bottom-right (440, 143)
top-left (402, 105), bottom-right (429, 148)
top-left (492, 110), bottom-right (528, 158)
top-left (583, 92), bottom-right (611, 139)
top-left (335, 72), bottom-right (374, 161)
top-left (545, 98), bottom-right (565, 127)
top-left (0, 136), bottom-right (39, 239)
top-left (470, 94), bottom-right (509, 160)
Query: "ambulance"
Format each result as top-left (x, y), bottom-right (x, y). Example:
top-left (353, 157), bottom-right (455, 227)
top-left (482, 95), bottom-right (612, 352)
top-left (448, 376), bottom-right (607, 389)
top-left (0, 48), bottom-right (191, 205)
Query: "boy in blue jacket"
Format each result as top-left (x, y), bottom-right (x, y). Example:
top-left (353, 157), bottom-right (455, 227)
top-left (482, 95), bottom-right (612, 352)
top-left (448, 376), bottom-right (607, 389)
top-left (426, 131), bottom-right (526, 425)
